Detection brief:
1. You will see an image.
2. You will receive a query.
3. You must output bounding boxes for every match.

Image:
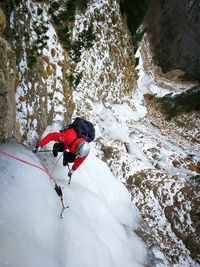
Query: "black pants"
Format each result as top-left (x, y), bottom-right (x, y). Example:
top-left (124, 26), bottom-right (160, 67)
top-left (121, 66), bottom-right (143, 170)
top-left (53, 143), bottom-right (76, 166)
top-left (63, 151), bottom-right (76, 166)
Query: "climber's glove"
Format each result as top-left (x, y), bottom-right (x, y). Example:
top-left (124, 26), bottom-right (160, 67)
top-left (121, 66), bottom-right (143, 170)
top-left (32, 145), bottom-right (41, 153)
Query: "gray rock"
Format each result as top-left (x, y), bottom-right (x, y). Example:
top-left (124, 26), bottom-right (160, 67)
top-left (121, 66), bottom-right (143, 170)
top-left (145, 0), bottom-right (200, 81)
top-left (0, 36), bottom-right (17, 142)
top-left (0, 8), bottom-right (6, 33)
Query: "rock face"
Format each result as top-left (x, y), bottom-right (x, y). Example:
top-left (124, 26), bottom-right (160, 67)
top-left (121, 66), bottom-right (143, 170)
top-left (145, 0), bottom-right (200, 81)
top-left (0, 0), bottom-right (136, 144)
top-left (0, 8), bottom-right (6, 33)
top-left (126, 169), bottom-right (200, 264)
top-left (0, 8), bottom-right (17, 142)
top-left (119, 0), bottom-right (149, 51)
top-left (71, 0), bottom-right (137, 112)
top-left (8, 1), bottom-right (74, 144)
top-left (0, 0), bottom-right (137, 144)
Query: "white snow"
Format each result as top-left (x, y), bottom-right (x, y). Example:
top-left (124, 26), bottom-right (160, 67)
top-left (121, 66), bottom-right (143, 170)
top-left (93, 102), bottom-right (152, 167)
top-left (0, 142), bottom-right (147, 267)
top-left (133, 48), bottom-right (170, 120)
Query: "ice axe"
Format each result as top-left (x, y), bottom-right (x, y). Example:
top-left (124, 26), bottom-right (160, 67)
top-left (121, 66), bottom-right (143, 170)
top-left (54, 182), bottom-right (69, 218)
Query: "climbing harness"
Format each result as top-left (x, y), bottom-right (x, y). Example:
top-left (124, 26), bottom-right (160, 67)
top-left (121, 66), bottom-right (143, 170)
top-left (0, 149), bottom-right (69, 219)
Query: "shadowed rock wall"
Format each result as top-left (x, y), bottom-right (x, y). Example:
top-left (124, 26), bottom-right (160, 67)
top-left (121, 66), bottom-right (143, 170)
top-left (145, 0), bottom-right (200, 81)
top-left (0, 8), bottom-right (17, 143)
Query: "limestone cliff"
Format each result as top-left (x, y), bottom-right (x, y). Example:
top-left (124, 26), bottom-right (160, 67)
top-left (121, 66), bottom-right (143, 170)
top-left (145, 0), bottom-right (200, 81)
top-left (0, 8), bottom-right (17, 143)
top-left (0, 0), bottom-right (137, 144)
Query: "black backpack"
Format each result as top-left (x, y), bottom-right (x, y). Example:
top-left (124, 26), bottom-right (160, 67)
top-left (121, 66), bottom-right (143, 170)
top-left (62, 117), bottom-right (95, 142)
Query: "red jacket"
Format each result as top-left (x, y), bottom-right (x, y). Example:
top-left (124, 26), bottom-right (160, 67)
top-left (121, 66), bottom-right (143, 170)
top-left (38, 128), bottom-right (87, 170)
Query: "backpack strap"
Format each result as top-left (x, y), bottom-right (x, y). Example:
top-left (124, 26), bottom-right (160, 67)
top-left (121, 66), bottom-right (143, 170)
top-left (68, 137), bottom-right (78, 148)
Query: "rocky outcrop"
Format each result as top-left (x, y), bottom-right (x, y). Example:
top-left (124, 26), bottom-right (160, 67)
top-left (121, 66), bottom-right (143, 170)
top-left (126, 170), bottom-right (200, 264)
top-left (164, 184), bottom-right (200, 261)
top-left (119, 0), bottom-right (149, 51)
top-left (9, 1), bottom-right (74, 144)
top-left (7, 0), bottom-right (137, 144)
top-left (0, 7), bottom-right (6, 33)
top-left (0, 8), bottom-right (17, 143)
top-left (145, 0), bottom-right (200, 81)
top-left (70, 0), bottom-right (137, 121)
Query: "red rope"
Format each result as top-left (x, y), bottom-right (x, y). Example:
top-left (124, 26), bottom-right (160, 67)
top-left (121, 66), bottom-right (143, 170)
top-left (0, 149), bottom-right (52, 180)
top-left (0, 149), bottom-right (67, 218)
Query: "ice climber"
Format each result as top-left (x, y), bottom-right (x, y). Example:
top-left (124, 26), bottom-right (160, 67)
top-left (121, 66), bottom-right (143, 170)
top-left (33, 118), bottom-right (95, 180)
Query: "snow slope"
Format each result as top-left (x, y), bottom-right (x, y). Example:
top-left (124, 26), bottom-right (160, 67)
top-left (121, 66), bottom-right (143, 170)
top-left (0, 142), bottom-right (147, 267)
